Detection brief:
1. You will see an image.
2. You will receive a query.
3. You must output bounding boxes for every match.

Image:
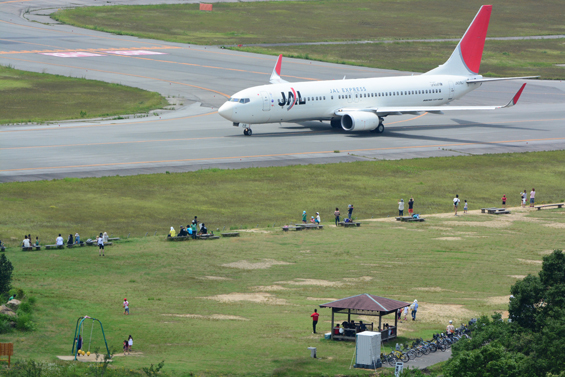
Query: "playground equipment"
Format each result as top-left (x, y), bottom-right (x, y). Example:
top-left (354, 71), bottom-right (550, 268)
top-left (71, 316), bottom-right (110, 361)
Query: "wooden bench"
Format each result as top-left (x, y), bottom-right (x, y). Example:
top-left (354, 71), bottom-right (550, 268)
top-left (221, 232), bottom-right (240, 237)
top-left (405, 217), bottom-right (426, 222)
top-left (86, 241), bottom-right (113, 246)
top-left (66, 243), bottom-right (85, 248)
top-left (22, 245), bottom-right (41, 251)
top-left (535, 203), bottom-right (564, 210)
top-left (283, 226), bottom-right (303, 231)
top-left (338, 222), bottom-right (360, 227)
top-left (396, 216), bottom-right (413, 221)
top-left (483, 208), bottom-right (511, 215)
top-left (297, 224), bottom-right (324, 230)
top-left (45, 244), bottom-right (65, 250)
top-left (0, 342), bottom-right (13, 367)
top-left (167, 236), bottom-right (190, 241)
top-left (197, 234), bottom-right (219, 240)
top-left (482, 207), bottom-right (501, 213)
top-left (108, 237), bottom-right (121, 242)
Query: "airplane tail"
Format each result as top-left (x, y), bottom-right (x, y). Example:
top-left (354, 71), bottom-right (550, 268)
top-left (425, 5), bottom-right (492, 76)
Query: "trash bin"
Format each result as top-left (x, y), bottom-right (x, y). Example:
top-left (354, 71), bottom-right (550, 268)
top-left (307, 347), bottom-right (317, 358)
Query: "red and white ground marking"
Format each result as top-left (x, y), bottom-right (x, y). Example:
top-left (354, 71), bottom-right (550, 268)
top-left (103, 50), bottom-right (167, 56)
top-left (39, 52), bottom-right (104, 57)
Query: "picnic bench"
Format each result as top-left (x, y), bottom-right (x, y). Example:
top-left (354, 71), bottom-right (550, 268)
top-left (45, 244), bottom-right (65, 250)
top-left (338, 222), bottom-right (361, 227)
top-left (0, 342), bottom-right (13, 367)
top-left (108, 237), bottom-right (121, 242)
top-left (535, 203), bottom-right (564, 210)
top-left (197, 234), bottom-right (219, 240)
top-left (86, 240), bottom-right (113, 246)
top-left (282, 226), bottom-right (303, 231)
top-left (482, 208), bottom-right (511, 215)
top-left (21, 245), bottom-right (41, 251)
top-left (221, 232), bottom-right (240, 237)
top-left (66, 242), bottom-right (85, 248)
top-left (295, 224), bottom-right (324, 230)
top-left (396, 216), bottom-right (425, 222)
top-left (167, 236), bottom-right (191, 241)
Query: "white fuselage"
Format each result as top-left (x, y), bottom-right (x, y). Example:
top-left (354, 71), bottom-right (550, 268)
top-left (218, 75), bottom-right (480, 125)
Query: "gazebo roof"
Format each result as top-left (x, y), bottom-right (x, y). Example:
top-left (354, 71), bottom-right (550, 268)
top-left (319, 294), bottom-right (409, 313)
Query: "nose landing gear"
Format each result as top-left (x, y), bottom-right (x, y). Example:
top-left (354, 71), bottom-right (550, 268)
top-left (243, 127), bottom-right (253, 136)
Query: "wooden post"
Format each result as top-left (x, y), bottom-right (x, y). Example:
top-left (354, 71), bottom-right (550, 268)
top-left (394, 310), bottom-right (398, 339)
top-left (331, 309), bottom-right (335, 340)
top-left (378, 313), bottom-right (382, 331)
top-left (348, 309), bottom-right (351, 323)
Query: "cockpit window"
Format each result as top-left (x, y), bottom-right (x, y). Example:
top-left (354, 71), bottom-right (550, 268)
top-left (230, 98), bottom-right (239, 102)
top-left (239, 98), bottom-right (250, 104)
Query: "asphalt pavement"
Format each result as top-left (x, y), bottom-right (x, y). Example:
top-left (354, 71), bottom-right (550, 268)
top-left (1, 0), bottom-right (564, 182)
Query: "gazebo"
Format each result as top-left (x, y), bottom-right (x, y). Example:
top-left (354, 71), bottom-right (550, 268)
top-left (320, 294), bottom-right (410, 341)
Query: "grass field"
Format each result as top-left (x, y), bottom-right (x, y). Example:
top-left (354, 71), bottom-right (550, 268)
top-left (1, 207), bottom-right (562, 375)
top-left (236, 38), bottom-right (565, 80)
top-left (1, 151), bottom-right (565, 247)
top-left (0, 65), bottom-right (168, 124)
top-left (52, 0), bottom-right (565, 45)
top-left (51, 0), bottom-right (565, 79)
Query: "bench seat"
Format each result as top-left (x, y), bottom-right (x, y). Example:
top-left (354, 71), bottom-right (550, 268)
top-left (221, 232), bottom-right (240, 237)
top-left (535, 203), bottom-right (564, 210)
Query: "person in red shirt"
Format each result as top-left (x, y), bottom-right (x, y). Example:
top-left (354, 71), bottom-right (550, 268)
top-left (311, 309), bottom-right (320, 334)
top-left (502, 194), bottom-right (507, 208)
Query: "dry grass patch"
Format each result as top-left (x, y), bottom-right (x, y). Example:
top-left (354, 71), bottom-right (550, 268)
top-left (343, 276), bottom-right (373, 282)
top-left (543, 223), bottom-right (565, 229)
top-left (275, 278), bottom-right (345, 287)
top-left (198, 276), bottom-right (232, 281)
top-left (435, 237), bottom-right (463, 241)
top-left (518, 258), bottom-right (543, 265)
top-left (221, 259), bottom-right (293, 270)
top-left (413, 287), bottom-right (450, 292)
top-left (508, 275), bottom-right (527, 279)
top-left (486, 296), bottom-right (511, 305)
top-left (306, 297), bottom-right (337, 301)
top-left (200, 292), bottom-right (289, 305)
top-left (417, 303), bottom-right (478, 324)
top-left (162, 314), bottom-right (248, 321)
top-left (250, 285), bottom-right (289, 291)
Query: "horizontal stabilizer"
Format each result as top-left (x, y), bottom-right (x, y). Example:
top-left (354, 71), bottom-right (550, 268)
top-left (269, 54), bottom-right (289, 84)
top-left (467, 76), bottom-right (538, 83)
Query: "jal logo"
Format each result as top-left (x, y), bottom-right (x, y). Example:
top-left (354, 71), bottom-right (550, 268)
top-left (278, 88), bottom-right (306, 110)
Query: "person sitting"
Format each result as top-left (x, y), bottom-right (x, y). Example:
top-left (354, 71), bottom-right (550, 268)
top-left (200, 224), bottom-right (208, 235)
top-left (191, 222), bottom-right (197, 239)
top-left (359, 321), bottom-right (367, 332)
top-left (35, 236), bottom-right (40, 247)
top-left (67, 234), bottom-right (74, 245)
top-left (75, 233), bottom-right (80, 244)
top-left (310, 216), bottom-right (315, 223)
top-left (22, 235), bottom-right (31, 248)
top-left (168, 227), bottom-right (176, 238)
top-left (178, 227), bottom-right (189, 237)
top-left (56, 234), bottom-right (64, 246)
top-left (333, 324), bottom-right (343, 335)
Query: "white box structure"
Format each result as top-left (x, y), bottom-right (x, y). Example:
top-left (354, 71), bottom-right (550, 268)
top-left (354, 331), bottom-right (381, 369)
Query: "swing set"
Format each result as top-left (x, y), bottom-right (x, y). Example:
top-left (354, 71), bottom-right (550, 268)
top-left (71, 316), bottom-right (110, 361)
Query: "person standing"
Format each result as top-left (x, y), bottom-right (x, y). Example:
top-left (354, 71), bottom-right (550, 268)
top-left (103, 232), bottom-right (109, 243)
top-left (411, 300), bottom-right (418, 321)
top-left (311, 309), bottom-right (319, 334)
top-left (348, 204), bottom-right (354, 220)
top-left (453, 195), bottom-right (461, 216)
top-left (334, 208), bottom-right (340, 226)
top-left (315, 212), bottom-right (321, 224)
top-left (520, 190), bottom-right (526, 208)
top-left (123, 298), bottom-right (129, 315)
top-left (447, 320), bottom-right (455, 341)
top-left (302, 211), bottom-right (307, 224)
top-left (56, 234), bottom-right (64, 247)
top-left (501, 194), bottom-right (507, 208)
top-left (403, 306), bottom-right (409, 321)
top-left (191, 221), bottom-right (197, 239)
top-left (464, 200), bottom-right (468, 214)
top-left (408, 197), bottom-right (414, 216)
top-left (35, 236), bottom-right (40, 247)
top-left (97, 233), bottom-right (105, 256)
top-left (128, 335), bottom-right (133, 354)
top-left (75, 233), bottom-right (80, 244)
top-left (398, 199), bottom-right (404, 216)
top-left (530, 188), bottom-right (536, 207)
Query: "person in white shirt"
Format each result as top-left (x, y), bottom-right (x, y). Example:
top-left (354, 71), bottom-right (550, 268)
top-left (97, 233), bottom-right (105, 256)
top-left (102, 232), bottom-right (109, 243)
top-left (22, 236), bottom-right (30, 248)
top-left (398, 199), bottom-right (405, 216)
top-left (315, 212), bottom-right (321, 224)
top-left (56, 234), bottom-right (64, 246)
top-left (453, 195), bottom-right (461, 216)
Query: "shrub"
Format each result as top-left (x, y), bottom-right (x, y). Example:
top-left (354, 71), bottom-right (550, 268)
top-left (19, 302), bottom-right (32, 314)
top-left (0, 319), bottom-right (12, 334)
top-left (0, 254), bottom-right (14, 295)
top-left (15, 312), bottom-right (35, 331)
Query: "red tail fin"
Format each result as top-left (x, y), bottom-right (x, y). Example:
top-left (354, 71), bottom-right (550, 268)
top-left (460, 5), bottom-right (492, 74)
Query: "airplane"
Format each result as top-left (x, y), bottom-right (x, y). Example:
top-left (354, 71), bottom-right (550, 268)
top-left (218, 5), bottom-right (536, 136)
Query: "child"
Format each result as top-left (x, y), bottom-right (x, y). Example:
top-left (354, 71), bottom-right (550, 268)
top-left (310, 216), bottom-right (315, 223)
top-left (123, 298), bottom-right (129, 315)
top-left (128, 335), bottom-right (133, 354)
top-left (501, 194), bottom-right (507, 208)
top-left (464, 200), bottom-right (468, 214)
top-left (403, 306), bottom-right (409, 321)
top-left (315, 212), bottom-right (321, 224)
top-left (302, 211), bottom-right (307, 224)
top-left (123, 340), bottom-right (128, 356)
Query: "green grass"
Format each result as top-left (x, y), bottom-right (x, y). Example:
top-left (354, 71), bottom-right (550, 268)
top-left (52, 0), bottom-right (565, 45)
top-left (51, 0), bottom-right (565, 80)
top-left (1, 151), bottom-right (565, 247)
top-left (1, 209), bottom-right (562, 375)
top-left (234, 38), bottom-right (565, 80)
top-left (0, 65), bottom-right (168, 124)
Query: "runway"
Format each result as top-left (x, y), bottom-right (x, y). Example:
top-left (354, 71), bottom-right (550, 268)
top-left (1, 0), bottom-right (564, 182)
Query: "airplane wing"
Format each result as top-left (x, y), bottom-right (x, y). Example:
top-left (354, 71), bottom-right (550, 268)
top-left (466, 76), bottom-right (538, 83)
top-left (269, 54), bottom-right (289, 84)
top-left (335, 83), bottom-right (526, 117)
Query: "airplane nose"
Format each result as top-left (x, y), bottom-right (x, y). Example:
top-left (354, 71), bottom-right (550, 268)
top-left (218, 102), bottom-right (233, 120)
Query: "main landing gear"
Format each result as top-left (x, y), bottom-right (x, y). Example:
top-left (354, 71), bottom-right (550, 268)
top-left (371, 117), bottom-right (385, 133)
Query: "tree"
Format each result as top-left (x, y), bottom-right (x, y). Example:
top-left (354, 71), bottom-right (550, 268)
top-left (0, 253), bottom-right (14, 295)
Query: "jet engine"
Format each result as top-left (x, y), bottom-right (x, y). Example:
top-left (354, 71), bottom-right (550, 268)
top-left (341, 111), bottom-right (380, 131)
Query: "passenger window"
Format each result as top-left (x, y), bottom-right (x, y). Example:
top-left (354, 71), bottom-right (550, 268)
top-left (324, 96), bottom-right (326, 100)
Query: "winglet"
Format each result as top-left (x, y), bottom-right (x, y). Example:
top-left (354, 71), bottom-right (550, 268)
top-left (503, 83), bottom-right (526, 108)
top-left (269, 55), bottom-right (288, 84)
